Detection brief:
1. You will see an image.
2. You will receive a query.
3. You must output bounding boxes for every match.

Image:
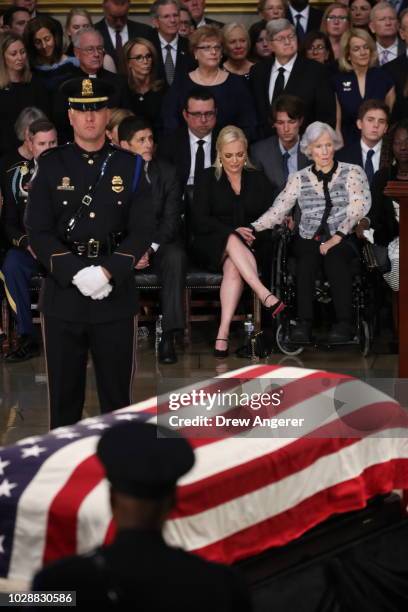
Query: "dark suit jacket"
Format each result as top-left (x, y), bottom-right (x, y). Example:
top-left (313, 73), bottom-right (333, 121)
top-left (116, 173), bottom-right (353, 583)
top-left (250, 135), bottom-right (309, 194)
top-left (383, 52), bottom-right (408, 122)
top-left (336, 141), bottom-right (363, 168)
top-left (286, 5), bottom-right (323, 33)
top-left (250, 55), bottom-right (336, 138)
top-left (94, 18), bottom-right (154, 68)
top-left (157, 126), bottom-right (217, 187)
top-left (151, 33), bottom-right (196, 85)
top-left (53, 67), bottom-right (131, 142)
top-left (147, 157), bottom-right (183, 245)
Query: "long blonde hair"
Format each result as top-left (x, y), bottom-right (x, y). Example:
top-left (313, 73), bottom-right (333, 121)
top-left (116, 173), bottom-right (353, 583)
top-left (0, 34), bottom-right (31, 89)
top-left (338, 27), bottom-right (377, 71)
top-left (214, 125), bottom-right (256, 180)
top-left (122, 38), bottom-right (164, 93)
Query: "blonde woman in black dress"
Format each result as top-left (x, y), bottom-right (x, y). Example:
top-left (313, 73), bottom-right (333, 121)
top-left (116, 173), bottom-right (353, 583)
top-left (191, 125), bottom-right (284, 357)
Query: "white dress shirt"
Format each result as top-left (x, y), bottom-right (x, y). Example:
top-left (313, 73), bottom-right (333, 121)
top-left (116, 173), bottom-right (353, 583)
top-left (268, 54), bottom-right (297, 103)
top-left (377, 40), bottom-right (399, 64)
top-left (288, 5), bottom-right (310, 31)
top-left (361, 139), bottom-right (382, 174)
top-left (159, 33), bottom-right (178, 66)
top-left (279, 139), bottom-right (300, 176)
top-left (188, 130), bottom-right (213, 185)
top-left (106, 22), bottom-right (129, 49)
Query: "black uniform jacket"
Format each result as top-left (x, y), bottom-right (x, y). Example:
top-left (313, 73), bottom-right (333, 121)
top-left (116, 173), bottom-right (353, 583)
top-left (25, 142), bottom-right (154, 323)
top-left (32, 529), bottom-right (252, 610)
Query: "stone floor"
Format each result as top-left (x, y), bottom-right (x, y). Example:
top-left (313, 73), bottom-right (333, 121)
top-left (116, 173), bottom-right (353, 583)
top-left (0, 322), bottom-right (398, 447)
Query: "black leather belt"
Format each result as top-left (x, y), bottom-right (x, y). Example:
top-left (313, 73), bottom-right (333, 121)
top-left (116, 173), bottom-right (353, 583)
top-left (69, 233), bottom-right (124, 258)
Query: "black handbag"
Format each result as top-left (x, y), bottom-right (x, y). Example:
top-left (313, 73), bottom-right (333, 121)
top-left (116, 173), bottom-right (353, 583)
top-left (235, 330), bottom-right (269, 359)
top-left (362, 241), bottom-right (391, 274)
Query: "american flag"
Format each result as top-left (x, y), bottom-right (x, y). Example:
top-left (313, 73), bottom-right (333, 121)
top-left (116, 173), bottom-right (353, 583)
top-left (1, 364), bottom-right (408, 589)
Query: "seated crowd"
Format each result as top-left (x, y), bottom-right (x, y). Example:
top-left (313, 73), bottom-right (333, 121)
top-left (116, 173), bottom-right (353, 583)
top-left (0, 0), bottom-right (404, 364)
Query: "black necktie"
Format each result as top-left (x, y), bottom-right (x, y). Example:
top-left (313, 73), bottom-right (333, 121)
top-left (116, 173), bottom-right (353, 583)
top-left (272, 67), bottom-right (285, 102)
top-left (365, 149), bottom-right (375, 184)
top-left (115, 30), bottom-right (122, 53)
top-left (194, 139), bottom-right (205, 183)
top-left (295, 14), bottom-right (305, 41)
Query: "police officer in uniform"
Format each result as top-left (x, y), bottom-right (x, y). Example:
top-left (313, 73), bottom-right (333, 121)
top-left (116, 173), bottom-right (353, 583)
top-left (25, 78), bottom-right (154, 429)
top-left (32, 421), bottom-right (252, 610)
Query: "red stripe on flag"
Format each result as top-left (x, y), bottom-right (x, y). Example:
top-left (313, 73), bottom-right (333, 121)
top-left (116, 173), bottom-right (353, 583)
top-left (43, 455), bottom-right (105, 564)
top-left (188, 458), bottom-right (408, 565)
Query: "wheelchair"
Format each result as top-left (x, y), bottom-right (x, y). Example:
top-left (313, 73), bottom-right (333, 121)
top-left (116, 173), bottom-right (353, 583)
top-left (271, 226), bottom-right (374, 357)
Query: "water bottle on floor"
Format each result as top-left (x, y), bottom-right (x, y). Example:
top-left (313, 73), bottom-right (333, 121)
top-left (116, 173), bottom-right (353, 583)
top-left (137, 326), bottom-right (149, 340)
top-left (155, 315), bottom-right (163, 352)
top-left (244, 314), bottom-right (254, 340)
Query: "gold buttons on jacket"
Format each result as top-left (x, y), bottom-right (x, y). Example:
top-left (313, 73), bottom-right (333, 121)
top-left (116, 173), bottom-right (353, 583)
top-left (89, 212), bottom-right (96, 218)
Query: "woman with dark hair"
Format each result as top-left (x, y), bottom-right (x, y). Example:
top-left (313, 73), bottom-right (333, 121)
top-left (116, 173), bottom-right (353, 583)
top-left (122, 37), bottom-right (167, 133)
top-left (349, 0), bottom-right (375, 30)
top-left (0, 34), bottom-right (49, 155)
top-left (162, 25), bottom-right (257, 140)
top-left (300, 31), bottom-right (336, 68)
top-left (24, 16), bottom-right (77, 92)
top-left (249, 21), bottom-right (272, 61)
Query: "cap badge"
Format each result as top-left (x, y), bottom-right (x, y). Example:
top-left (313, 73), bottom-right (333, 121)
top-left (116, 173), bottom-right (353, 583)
top-left (112, 176), bottom-right (124, 193)
top-left (82, 79), bottom-right (94, 97)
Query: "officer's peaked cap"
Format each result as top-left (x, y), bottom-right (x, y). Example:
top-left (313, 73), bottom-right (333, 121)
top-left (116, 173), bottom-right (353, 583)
top-left (60, 77), bottom-right (114, 111)
top-left (97, 421), bottom-right (195, 499)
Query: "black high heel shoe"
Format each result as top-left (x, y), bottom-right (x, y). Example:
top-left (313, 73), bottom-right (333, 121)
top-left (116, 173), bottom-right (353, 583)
top-left (264, 294), bottom-right (286, 318)
top-left (214, 338), bottom-right (229, 358)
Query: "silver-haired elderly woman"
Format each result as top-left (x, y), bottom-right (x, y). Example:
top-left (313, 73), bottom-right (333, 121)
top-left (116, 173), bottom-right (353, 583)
top-left (250, 121), bottom-right (371, 343)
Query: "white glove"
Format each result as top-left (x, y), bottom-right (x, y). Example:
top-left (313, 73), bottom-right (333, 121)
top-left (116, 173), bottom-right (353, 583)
top-left (91, 284), bottom-right (113, 300)
top-left (72, 266), bottom-right (109, 297)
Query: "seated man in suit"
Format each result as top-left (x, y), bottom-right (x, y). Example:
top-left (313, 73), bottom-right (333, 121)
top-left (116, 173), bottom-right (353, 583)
top-left (53, 27), bottom-right (131, 141)
top-left (250, 18), bottom-right (336, 138)
top-left (183, 0), bottom-right (224, 28)
top-left (94, 0), bottom-right (154, 69)
top-left (369, 2), bottom-right (404, 65)
top-left (157, 87), bottom-right (217, 191)
top-left (150, 0), bottom-right (195, 86)
top-left (337, 98), bottom-right (389, 184)
top-left (251, 94), bottom-right (309, 195)
top-left (1, 119), bottom-right (57, 362)
top-left (286, 0), bottom-right (322, 41)
top-left (383, 8), bottom-right (408, 122)
top-left (119, 117), bottom-right (186, 364)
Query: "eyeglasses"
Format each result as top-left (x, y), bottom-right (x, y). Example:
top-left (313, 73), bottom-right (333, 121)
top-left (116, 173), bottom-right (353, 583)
top-left (128, 53), bottom-right (153, 62)
top-left (79, 45), bottom-right (104, 54)
top-left (326, 15), bottom-right (349, 21)
top-left (186, 110), bottom-right (216, 119)
top-left (272, 34), bottom-right (296, 43)
top-left (196, 44), bottom-right (222, 53)
top-left (309, 44), bottom-right (326, 52)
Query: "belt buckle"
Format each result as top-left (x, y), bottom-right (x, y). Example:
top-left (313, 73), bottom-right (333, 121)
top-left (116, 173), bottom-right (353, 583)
top-left (82, 195), bottom-right (92, 206)
top-left (87, 239), bottom-right (99, 258)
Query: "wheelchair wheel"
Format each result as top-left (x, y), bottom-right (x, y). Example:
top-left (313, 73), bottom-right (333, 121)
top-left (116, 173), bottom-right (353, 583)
top-left (276, 322), bottom-right (304, 356)
top-left (359, 320), bottom-right (371, 357)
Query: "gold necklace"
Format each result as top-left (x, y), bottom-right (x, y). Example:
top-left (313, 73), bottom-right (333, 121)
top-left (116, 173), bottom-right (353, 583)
top-left (196, 67), bottom-right (220, 85)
